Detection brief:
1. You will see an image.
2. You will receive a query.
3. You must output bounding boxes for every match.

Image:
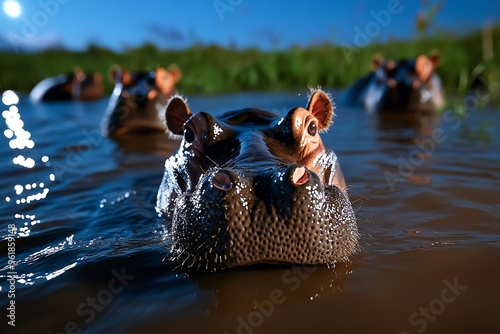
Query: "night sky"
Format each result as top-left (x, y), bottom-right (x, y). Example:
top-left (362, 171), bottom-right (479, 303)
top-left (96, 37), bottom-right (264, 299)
top-left (1, 0), bottom-right (499, 52)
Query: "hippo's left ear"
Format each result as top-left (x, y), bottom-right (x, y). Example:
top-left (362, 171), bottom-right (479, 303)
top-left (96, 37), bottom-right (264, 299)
top-left (73, 68), bottom-right (86, 82)
top-left (166, 96), bottom-right (192, 135)
top-left (306, 90), bottom-right (334, 131)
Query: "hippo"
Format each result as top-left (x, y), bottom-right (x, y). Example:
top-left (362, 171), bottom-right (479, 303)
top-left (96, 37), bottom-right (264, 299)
top-left (340, 53), bottom-right (445, 113)
top-left (102, 65), bottom-right (182, 136)
top-left (156, 88), bottom-right (359, 272)
top-left (29, 69), bottom-right (104, 102)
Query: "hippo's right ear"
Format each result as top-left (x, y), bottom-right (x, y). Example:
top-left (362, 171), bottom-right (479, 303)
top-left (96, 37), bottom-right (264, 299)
top-left (166, 96), bottom-right (193, 135)
top-left (167, 64), bottom-right (182, 84)
top-left (415, 53), bottom-right (441, 82)
top-left (306, 89), bottom-right (334, 131)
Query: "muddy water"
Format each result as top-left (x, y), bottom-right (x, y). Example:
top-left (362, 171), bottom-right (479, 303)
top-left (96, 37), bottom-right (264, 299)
top-left (1, 90), bottom-right (499, 334)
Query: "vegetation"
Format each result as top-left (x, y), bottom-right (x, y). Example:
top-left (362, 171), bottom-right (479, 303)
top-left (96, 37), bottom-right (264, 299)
top-left (0, 26), bottom-right (499, 97)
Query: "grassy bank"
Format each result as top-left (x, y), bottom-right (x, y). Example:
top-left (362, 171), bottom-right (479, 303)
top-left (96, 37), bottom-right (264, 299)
top-left (1, 26), bottom-right (499, 96)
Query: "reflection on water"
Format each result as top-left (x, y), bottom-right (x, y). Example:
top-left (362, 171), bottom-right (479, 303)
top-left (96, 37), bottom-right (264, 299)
top-left (2, 91), bottom-right (55, 239)
top-left (0, 90), bottom-right (499, 333)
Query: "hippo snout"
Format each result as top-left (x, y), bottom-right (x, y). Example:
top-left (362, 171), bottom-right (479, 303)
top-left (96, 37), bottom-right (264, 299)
top-left (169, 164), bottom-right (356, 271)
top-left (157, 89), bottom-right (359, 272)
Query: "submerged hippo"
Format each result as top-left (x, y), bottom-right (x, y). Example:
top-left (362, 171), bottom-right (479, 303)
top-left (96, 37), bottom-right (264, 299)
top-left (156, 89), bottom-right (358, 272)
top-left (29, 69), bottom-right (104, 102)
top-left (340, 53), bottom-right (445, 113)
top-left (102, 65), bottom-right (182, 135)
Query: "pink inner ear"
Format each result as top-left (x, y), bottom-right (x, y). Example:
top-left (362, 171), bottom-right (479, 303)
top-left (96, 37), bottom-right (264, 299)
top-left (307, 91), bottom-right (333, 131)
top-left (155, 68), bottom-right (170, 94)
top-left (121, 71), bottom-right (132, 86)
top-left (415, 55), bottom-right (433, 81)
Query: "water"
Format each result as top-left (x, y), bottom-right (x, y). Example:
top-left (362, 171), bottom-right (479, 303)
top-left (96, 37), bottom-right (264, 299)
top-left (1, 90), bottom-right (499, 334)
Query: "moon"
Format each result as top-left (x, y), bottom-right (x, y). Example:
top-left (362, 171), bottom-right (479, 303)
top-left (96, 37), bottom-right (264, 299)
top-left (3, 0), bottom-right (22, 18)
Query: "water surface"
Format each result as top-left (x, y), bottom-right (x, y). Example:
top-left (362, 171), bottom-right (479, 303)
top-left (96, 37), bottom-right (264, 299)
top-left (1, 90), bottom-right (499, 333)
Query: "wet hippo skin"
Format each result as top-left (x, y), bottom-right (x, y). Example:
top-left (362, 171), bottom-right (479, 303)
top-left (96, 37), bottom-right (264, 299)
top-left (340, 53), bottom-right (445, 113)
top-left (29, 69), bottom-right (104, 102)
top-left (102, 64), bottom-right (182, 135)
top-left (156, 88), bottom-right (359, 272)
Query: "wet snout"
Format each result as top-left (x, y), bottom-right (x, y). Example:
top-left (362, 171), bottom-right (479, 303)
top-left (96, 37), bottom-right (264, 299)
top-left (181, 163), bottom-right (347, 268)
top-left (206, 164), bottom-right (324, 219)
top-left (209, 165), bottom-right (314, 193)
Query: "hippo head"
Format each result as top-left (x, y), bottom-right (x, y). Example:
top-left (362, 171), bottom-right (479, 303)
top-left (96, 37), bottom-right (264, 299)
top-left (103, 65), bottom-right (182, 135)
top-left (156, 89), bottom-right (358, 272)
top-left (71, 69), bottom-right (105, 101)
top-left (366, 53), bottom-right (445, 113)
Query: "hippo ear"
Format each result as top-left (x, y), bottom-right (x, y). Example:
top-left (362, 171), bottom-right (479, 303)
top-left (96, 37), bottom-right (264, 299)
top-left (155, 66), bottom-right (180, 96)
top-left (108, 65), bottom-right (132, 86)
top-left (371, 53), bottom-right (383, 70)
top-left (155, 67), bottom-right (169, 90)
top-left (429, 50), bottom-right (441, 68)
top-left (167, 64), bottom-right (182, 84)
top-left (415, 54), bottom-right (439, 81)
top-left (73, 68), bottom-right (86, 82)
top-left (166, 97), bottom-right (193, 135)
top-left (93, 72), bottom-right (102, 83)
top-left (108, 65), bottom-right (121, 83)
top-left (306, 90), bottom-right (334, 131)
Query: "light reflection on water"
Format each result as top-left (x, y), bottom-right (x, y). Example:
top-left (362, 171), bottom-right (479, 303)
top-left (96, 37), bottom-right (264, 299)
top-left (2, 91), bottom-right (54, 232)
top-left (1, 90), bottom-right (76, 286)
top-left (0, 90), bottom-right (498, 333)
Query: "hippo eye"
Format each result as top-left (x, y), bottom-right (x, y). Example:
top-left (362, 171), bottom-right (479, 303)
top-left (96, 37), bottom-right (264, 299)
top-left (308, 122), bottom-right (318, 136)
top-left (184, 127), bottom-right (195, 143)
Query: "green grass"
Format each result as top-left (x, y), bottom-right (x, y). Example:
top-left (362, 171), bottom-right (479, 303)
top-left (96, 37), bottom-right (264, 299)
top-left (1, 26), bottom-right (499, 98)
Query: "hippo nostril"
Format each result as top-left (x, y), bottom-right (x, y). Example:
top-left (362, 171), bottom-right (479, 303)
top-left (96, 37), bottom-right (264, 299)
top-left (212, 172), bottom-right (233, 191)
top-left (292, 166), bottom-right (309, 185)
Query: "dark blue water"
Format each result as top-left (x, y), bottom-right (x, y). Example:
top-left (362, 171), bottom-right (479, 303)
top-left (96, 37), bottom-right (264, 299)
top-left (1, 90), bottom-right (499, 334)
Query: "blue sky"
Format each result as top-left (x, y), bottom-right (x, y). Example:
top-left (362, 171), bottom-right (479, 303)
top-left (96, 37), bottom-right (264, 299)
top-left (1, 0), bottom-right (499, 52)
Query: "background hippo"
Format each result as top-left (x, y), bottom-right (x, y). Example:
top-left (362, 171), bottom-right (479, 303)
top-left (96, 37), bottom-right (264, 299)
top-left (156, 89), bottom-right (359, 272)
top-left (340, 53), bottom-right (445, 113)
top-left (29, 69), bottom-right (104, 102)
top-left (102, 64), bottom-right (182, 135)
